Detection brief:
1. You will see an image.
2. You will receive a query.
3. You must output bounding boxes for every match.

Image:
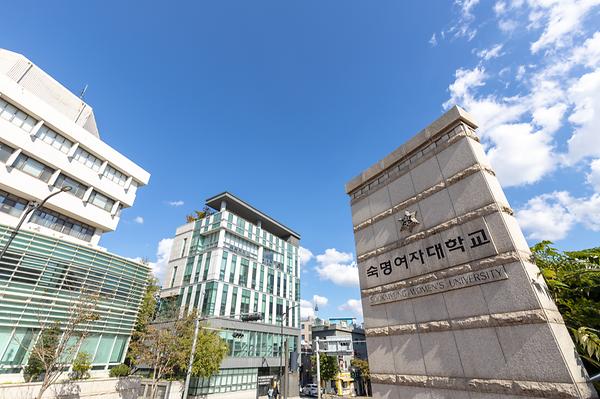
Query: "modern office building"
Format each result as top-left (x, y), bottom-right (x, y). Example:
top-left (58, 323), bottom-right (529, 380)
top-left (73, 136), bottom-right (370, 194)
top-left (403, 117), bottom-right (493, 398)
top-left (0, 49), bottom-right (150, 381)
top-left (159, 192), bottom-right (301, 399)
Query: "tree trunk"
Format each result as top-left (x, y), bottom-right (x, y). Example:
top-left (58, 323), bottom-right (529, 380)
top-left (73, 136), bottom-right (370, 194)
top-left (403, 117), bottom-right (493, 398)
top-left (36, 375), bottom-right (50, 399)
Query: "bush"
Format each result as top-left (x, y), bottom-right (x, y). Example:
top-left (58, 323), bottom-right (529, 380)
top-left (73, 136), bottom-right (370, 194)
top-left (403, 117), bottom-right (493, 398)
top-left (109, 363), bottom-right (131, 378)
top-left (71, 352), bottom-right (92, 380)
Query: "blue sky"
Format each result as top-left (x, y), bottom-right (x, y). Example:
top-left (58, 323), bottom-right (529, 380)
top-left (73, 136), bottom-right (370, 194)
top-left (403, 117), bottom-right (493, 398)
top-left (2, 1), bottom-right (600, 321)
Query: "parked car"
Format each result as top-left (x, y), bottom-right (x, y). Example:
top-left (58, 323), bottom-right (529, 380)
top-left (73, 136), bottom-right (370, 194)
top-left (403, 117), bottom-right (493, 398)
top-left (302, 384), bottom-right (322, 397)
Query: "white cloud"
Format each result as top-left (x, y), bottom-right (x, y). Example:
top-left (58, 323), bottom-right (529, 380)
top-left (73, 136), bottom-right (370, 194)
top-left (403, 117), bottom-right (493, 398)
top-left (443, 67), bottom-right (487, 110)
top-left (494, 1), bottom-right (507, 15)
top-left (586, 159), bottom-right (600, 192)
top-left (516, 192), bottom-right (575, 240)
top-left (314, 248), bottom-right (359, 287)
top-left (477, 44), bottom-right (504, 60)
top-left (572, 31), bottom-right (600, 68)
top-left (448, 0), bottom-right (480, 40)
top-left (517, 191), bottom-right (600, 240)
top-left (148, 238), bottom-right (174, 284)
top-left (300, 295), bottom-right (328, 320)
top-left (298, 246), bottom-right (314, 271)
top-left (300, 299), bottom-right (315, 319)
top-left (313, 295), bottom-right (328, 307)
top-left (445, 0), bottom-right (600, 244)
top-left (429, 33), bottom-right (438, 47)
top-left (498, 18), bottom-right (518, 33)
top-left (338, 299), bottom-right (363, 318)
top-left (168, 200), bottom-right (185, 207)
top-left (486, 123), bottom-right (556, 186)
top-left (133, 216), bottom-right (144, 224)
top-left (529, 0), bottom-right (600, 54)
top-left (565, 69), bottom-right (600, 164)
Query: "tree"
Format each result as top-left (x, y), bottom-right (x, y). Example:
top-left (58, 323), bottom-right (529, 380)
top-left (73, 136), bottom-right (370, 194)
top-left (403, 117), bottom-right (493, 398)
top-left (129, 312), bottom-right (228, 399)
top-left (17, 295), bottom-right (100, 399)
top-left (311, 354), bottom-right (339, 387)
top-left (531, 241), bottom-right (600, 382)
top-left (126, 276), bottom-right (160, 366)
top-left (350, 358), bottom-right (369, 380)
top-left (70, 351), bottom-right (92, 380)
top-left (190, 328), bottom-right (229, 378)
top-left (185, 206), bottom-right (213, 223)
top-left (351, 358), bottom-right (371, 396)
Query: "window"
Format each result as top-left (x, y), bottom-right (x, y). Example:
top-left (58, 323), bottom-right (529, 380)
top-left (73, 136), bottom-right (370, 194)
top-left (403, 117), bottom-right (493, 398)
top-left (240, 289), bottom-right (250, 315)
top-left (0, 98), bottom-right (37, 132)
top-left (35, 126), bottom-right (73, 154)
top-left (180, 238), bottom-right (188, 258)
top-left (53, 173), bottom-right (88, 199)
top-left (88, 191), bottom-right (115, 212)
top-left (13, 154), bottom-right (54, 182)
top-left (170, 266), bottom-right (178, 288)
top-left (239, 258), bottom-right (249, 286)
top-left (220, 284), bottom-right (229, 316)
top-left (0, 190), bottom-right (27, 217)
top-left (202, 252), bottom-right (211, 281)
top-left (229, 255), bottom-right (237, 283)
top-left (230, 287), bottom-right (238, 316)
top-left (30, 207), bottom-right (95, 241)
top-left (0, 142), bottom-right (14, 163)
top-left (103, 165), bottom-right (128, 186)
top-left (220, 251), bottom-right (228, 280)
top-left (251, 263), bottom-right (257, 289)
top-left (73, 147), bottom-right (103, 172)
top-left (224, 232), bottom-right (258, 258)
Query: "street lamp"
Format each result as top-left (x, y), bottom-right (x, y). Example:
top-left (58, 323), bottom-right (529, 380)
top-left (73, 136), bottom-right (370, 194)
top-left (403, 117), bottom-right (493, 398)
top-left (280, 303), bottom-right (300, 399)
top-left (0, 186), bottom-right (72, 262)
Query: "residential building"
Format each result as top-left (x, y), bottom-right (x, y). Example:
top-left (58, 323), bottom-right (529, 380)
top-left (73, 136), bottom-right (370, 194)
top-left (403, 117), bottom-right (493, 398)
top-left (0, 49), bottom-right (150, 381)
top-left (159, 192), bottom-right (301, 399)
top-left (308, 318), bottom-right (367, 397)
top-left (300, 316), bottom-right (314, 351)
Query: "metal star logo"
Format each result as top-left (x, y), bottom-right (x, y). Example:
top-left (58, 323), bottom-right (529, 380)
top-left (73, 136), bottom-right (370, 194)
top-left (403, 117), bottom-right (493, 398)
top-left (399, 210), bottom-right (420, 232)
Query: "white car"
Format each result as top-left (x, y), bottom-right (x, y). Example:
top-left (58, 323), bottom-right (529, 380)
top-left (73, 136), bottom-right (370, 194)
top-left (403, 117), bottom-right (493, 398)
top-left (302, 384), bottom-right (321, 397)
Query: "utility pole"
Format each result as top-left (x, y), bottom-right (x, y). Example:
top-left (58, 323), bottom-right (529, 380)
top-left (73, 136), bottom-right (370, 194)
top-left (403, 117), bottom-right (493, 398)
top-left (283, 338), bottom-right (289, 399)
top-left (315, 336), bottom-right (321, 399)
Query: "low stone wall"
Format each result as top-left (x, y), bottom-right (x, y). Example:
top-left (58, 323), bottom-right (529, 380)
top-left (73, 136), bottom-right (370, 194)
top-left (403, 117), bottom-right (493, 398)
top-left (0, 377), bottom-right (183, 399)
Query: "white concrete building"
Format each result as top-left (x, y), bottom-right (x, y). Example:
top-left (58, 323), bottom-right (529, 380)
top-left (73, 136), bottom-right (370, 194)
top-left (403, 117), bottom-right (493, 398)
top-left (0, 49), bottom-right (151, 380)
top-left (0, 48), bottom-right (149, 246)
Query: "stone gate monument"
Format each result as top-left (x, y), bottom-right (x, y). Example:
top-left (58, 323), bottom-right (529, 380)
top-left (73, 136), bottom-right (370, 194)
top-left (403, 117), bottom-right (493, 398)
top-left (345, 106), bottom-right (598, 398)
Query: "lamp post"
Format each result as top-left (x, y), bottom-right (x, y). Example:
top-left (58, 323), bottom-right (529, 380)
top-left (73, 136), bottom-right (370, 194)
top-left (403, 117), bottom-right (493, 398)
top-left (0, 186), bottom-right (72, 262)
top-left (279, 303), bottom-right (299, 399)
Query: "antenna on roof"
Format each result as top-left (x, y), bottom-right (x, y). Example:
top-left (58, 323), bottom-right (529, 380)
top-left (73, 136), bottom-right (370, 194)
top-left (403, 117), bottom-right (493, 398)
top-left (79, 84), bottom-right (88, 100)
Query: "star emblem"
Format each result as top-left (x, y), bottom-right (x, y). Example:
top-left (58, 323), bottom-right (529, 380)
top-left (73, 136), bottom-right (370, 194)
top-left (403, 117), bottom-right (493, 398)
top-left (399, 210), bottom-right (420, 232)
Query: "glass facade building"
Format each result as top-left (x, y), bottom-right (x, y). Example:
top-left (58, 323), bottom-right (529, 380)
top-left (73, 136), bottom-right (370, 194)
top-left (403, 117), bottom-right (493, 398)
top-left (0, 226), bottom-right (149, 374)
top-left (159, 192), bottom-right (301, 399)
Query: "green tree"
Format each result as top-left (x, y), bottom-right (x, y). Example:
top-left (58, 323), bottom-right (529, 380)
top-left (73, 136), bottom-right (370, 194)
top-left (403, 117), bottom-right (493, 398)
top-left (129, 312), bottom-right (228, 399)
top-left (190, 327), bottom-right (229, 378)
top-left (71, 351), bottom-right (92, 380)
top-left (126, 275), bottom-right (160, 366)
top-left (350, 358), bottom-right (370, 381)
top-left (531, 241), bottom-right (600, 379)
top-left (311, 354), bottom-right (339, 386)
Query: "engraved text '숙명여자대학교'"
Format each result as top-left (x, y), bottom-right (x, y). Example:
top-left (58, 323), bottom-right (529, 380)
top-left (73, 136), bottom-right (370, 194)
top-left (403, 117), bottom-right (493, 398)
top-left (365, 227), bottom-right (493, 279)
